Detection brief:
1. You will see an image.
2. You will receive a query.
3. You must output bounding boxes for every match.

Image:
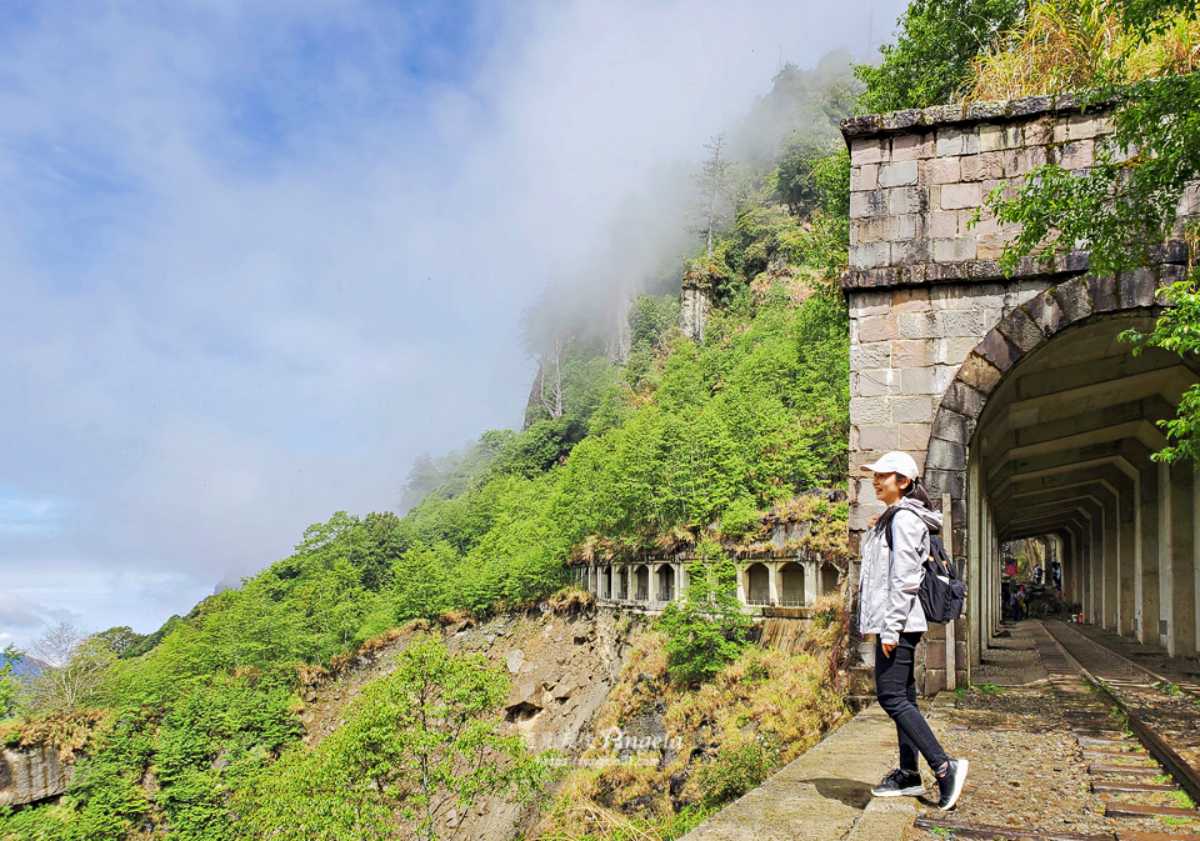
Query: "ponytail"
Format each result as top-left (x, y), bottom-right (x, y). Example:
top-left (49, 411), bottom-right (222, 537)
top-left (904, 475), bottom-right (933, 508)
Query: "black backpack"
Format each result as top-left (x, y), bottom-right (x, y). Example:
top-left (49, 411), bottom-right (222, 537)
top-left (886, 518), bottom-right (966, 624)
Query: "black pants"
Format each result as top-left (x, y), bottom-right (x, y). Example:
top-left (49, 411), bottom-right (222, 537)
top-left (874, 632), bottom-right (949, 773)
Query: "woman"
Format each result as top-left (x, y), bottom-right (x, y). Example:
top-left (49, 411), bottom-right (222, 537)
top-left (858, 450), bottom-right (968, 810)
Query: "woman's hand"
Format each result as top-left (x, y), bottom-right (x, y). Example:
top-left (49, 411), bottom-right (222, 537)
top-left (881, 641), bottom-right (896, 657)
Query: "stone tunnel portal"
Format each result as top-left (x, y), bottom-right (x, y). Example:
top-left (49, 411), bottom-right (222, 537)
top-left (841, 93), bottom-right (1200, 695)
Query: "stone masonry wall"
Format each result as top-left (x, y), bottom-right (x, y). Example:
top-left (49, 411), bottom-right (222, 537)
top-left (844, 96), bottom-right (1120, 291)
top-left (840, 95), bottom-right (1198, 694)
top-left (843, 97), bottom-right (1124, 695)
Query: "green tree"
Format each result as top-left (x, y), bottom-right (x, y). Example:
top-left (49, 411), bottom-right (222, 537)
top-left (985, 0), bottom-right (1200, 461)
top-left (244, 635), bottom-right (552, 841)
top-left (656, 539), bottom-right (753, 686)
top-left (855, 0), bottom-right (1027, 113)
top-left (0, 646), bottom-right (22, 718)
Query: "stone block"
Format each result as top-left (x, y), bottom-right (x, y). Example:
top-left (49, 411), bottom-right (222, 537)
top-left (1025, 117), bottom-right (1054, 146)
top-left (850, 341), bottom-right (892, 369)
top-left (933, 237), bottom-right (978, 263)
top-left (887, 186), bottom-right (925, 215)
top-left (897, 311), bottom-right (938, 339)
top-left (893, 395), bottom-right (934, 423)
top-left (890, 238), bottom-right (928, 265)
top-left (879, 160), bottom-right (918, 188)
top-left (849, 189), bottom-right (887, 219)
top-left (1001, 148), bottom-right (1035, 177)
top-left (850, 241), bottom-right (891, 269)
top-left (858, 424), bottom-right (899, 451)
top-left (1025, 288), bottom-right (1066, 336)
top-left (925, 467), bottom-right (965, 499)
top-left (850, 396), bottom-right (891, 426)
top-left (938, 381), bottom-right (985, 419)
top-left (935, 336), bottom-right (980, 366)
top-left (929, 211), bottom-right (958, 239)
top-left (960, 152), bottom-right (1003, 182)
top-left (852, 217), bottom-right (885, 244)
top-left (1059, 139), bottom-right (1094, 170)
top-left (1052, 276), bottom-right (1093, 323)
top-left (930, 283), bottom-right (1003, 311)
top-left (928, 157), bottom-right (961, 185)
top-left (892, 339), bottom-right (931, 368)
top-left (997, 305), bottom-right (1044, 352)
top-left (936, 127), bottom-right (980, 156)
top-left (934, 309), bottom-right (987, 338)
top-left (956, 352), bottom-right (1003, 393)
top-left (940, 182), bottom-right (982, 210)
top-left (900, 367), bottom-right (937, 395)
top-left (979, 124), bottom-right (1005, 152)
top-left (891, 287), bottom-right (930, 312)
top-left (898, 423), bottom-right (932, 451)
top-left (850, 163), bottom-right (879, 192)
top-left (1067, 114), bottom-right (1102, 140)
top-left (1053, 120), bottom-right (1069, 143)
top-left (977, 233), bottom-right (1010, 261)
top-left (854, 368), bottom-right (898, 397)
top-left (855, 313), bottom-right (897, 343)
top-left (981, 177), bottom-right (1018, 203)
top-left (931, 409), bottom-right (970, 446)
top-left (1088, 274), bottom-right (1119, 313)
top-left (1132, 267), bottom-right (1157, 308)
top-left (849, 290), bottom-right (893, 317)
top-left (891, 132), bottom-right (934, 161)
top-left (851, 137), bottom-right (887, 165)
top-left (889, 213), bottom-right (924, 240)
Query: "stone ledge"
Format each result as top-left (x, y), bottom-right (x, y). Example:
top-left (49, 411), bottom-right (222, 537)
top-left (841, 92), bottom-right (1112, 141)
top-left (842, 241), bottom-right (1188, 291)
top-left (678, 703), bottom-right (916, 841)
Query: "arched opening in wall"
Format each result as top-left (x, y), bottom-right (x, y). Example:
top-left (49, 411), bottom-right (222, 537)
top-left (948, 309), bottom-right (1200, 664)
top-left (616, 566), bottom-right (628, 600)
top-left (746, 563), bottom-right (770, 605)
top-left (820, 563), bottom-right (839, 596)
top-left (634, 565), bottom-right (649, 601)
top-left (780, 562), bottom-right (805, 606)
top-left (656, 564), bottom-right (675, 602)
top-left (602, 566), bottom-right (612, 600)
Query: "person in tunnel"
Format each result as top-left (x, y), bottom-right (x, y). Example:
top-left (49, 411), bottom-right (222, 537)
top-left (859, 451), bottom-right (969, 810)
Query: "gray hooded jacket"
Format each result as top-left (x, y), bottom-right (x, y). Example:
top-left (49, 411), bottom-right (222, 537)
top-left (857, 497), bottom-right (943, 645)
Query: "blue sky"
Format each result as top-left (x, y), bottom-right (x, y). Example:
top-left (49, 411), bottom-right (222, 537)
top-left (0, 0), bottom-right (903, 649)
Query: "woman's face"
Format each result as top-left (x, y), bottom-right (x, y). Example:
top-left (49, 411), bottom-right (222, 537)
top-left (871, 470), bottom-right (910, 506)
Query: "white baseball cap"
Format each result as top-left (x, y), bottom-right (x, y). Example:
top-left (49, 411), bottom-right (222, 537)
top-left (860, 450), bottom-right (919, 480)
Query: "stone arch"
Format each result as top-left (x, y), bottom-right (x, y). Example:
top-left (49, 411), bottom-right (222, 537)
top-left (746, 562), bottom-right (770, 604)
top-left (601, 565), bottom-right (612, 600)
top-left (616, 566), bottom-right (628, 600)
top-left (633, 564), bottom-right (650, 601)
top-left (923, 267), bottom-right (1200, 668)
top-left (780, 562), bottom-right (805, 605)
top-left (656, 564), bottom-right (675, 602)
top-left (925, 270), bottom-right (1169, 555)
top-left (820, 563), bottom-right (839, 596)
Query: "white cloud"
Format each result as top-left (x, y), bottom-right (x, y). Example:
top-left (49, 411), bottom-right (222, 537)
top-left (0, 0), bottom-right (905, 647)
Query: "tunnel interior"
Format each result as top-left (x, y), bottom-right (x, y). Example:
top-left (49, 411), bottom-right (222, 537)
top-left (968, 313), bottom-right (1200, 661)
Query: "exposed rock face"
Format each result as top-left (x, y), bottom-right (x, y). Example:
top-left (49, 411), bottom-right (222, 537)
top-left (450, 606), bottom-right (641, 841)
top-left (679, 284), bottom-right (712, 341)
top-left (0, 745), bottom-right (71, 807)
top-left (295, 603), bottom-right (646, 841)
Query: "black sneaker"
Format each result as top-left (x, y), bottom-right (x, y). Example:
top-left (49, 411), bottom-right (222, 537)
top-left (936, 758), bottom-right (969, 810)
top-left (871, 767), bottom-right (924, 797)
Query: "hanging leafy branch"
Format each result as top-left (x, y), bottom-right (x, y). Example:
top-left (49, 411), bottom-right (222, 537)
top-left (984, 0), bottom-right (1200, 462)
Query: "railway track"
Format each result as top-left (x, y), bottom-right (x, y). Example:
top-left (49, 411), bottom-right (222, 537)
top-left (912, 619), bottom-right (1200, 841)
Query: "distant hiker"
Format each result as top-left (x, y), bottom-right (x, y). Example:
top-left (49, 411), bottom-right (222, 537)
top-left (858, 451), bottom-right (969, 810)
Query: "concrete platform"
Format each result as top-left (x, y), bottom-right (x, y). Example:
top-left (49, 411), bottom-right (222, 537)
top-left (679, 702), bottom-right (917, 841)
